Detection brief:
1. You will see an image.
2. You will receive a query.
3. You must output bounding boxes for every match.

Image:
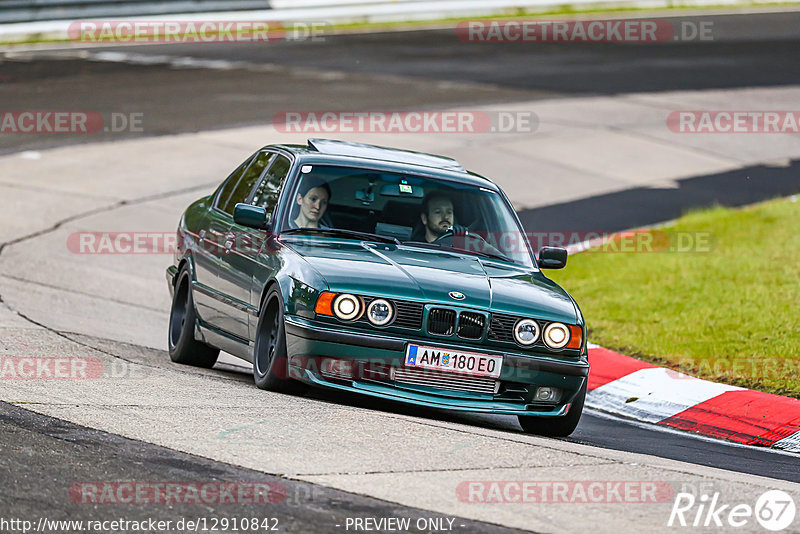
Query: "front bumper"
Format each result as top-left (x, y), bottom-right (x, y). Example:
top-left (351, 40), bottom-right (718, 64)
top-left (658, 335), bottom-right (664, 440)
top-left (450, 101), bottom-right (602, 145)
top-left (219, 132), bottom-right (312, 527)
top-left (284, 315), bottom-right (588, 417)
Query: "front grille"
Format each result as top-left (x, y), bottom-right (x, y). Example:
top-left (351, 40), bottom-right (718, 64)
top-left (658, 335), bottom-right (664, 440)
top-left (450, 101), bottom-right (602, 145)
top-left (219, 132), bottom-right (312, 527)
top-left (428, 308), bottom-right (455, 335)
top-left (457, 312), bottom-right (485, 339)
top-left (393, 367), bottom-right (497, 394)
top-left (487, 313), bottom-right (518, 343)
top-left (393, 300), bottom-right (424, 330)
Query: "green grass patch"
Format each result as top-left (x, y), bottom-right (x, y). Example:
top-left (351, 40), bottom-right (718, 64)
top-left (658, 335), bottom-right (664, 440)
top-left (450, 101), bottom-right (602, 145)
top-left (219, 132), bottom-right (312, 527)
top-left (548, 196), bottom-right (800, 398)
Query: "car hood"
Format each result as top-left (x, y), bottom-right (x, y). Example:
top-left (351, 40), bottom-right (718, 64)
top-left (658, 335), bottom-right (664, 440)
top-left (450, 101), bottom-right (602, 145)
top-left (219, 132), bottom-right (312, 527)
top-left (283, 238), bottom-right (577, 323)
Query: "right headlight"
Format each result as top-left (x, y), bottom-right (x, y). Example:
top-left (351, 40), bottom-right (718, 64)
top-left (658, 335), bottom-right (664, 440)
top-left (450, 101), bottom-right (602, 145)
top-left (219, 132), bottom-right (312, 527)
top-left (366, 299), bottom-right (393, 326)
top-left (543, 322), bottom-right (570, 349)
top-left (332, 293), bottom-right (362, 321)
top-left (513, 318), bottom-right (540, 346)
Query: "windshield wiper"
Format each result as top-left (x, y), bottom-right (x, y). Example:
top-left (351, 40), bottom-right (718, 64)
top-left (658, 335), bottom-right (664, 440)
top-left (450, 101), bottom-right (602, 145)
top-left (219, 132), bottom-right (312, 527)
top-left (402, 241), bottom-right (514, 263)
top-left (282, 227), bottom-right (400, 245)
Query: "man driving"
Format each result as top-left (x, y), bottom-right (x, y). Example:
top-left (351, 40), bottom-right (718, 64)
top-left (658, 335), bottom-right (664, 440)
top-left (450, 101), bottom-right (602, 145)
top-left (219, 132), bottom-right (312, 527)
top-left (420, 191), bottom-right (456, 243)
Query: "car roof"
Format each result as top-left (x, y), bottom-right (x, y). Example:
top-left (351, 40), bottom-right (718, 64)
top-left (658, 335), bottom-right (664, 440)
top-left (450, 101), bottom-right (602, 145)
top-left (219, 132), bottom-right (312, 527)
top-left (265, 139), bottom-right (498, 190)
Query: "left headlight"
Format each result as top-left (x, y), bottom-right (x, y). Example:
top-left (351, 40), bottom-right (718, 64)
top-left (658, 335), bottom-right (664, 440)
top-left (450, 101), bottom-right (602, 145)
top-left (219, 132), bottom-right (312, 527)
top-left (366, 299), bottom-right (393, 326)
top-left (543, 322), bottom-right (570, 349)
top-left (332, 293), bottom-right (362, 321)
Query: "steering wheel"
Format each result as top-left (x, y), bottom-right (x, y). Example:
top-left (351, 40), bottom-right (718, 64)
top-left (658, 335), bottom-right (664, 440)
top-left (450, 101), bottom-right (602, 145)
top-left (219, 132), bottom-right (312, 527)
top-left (433, 225), bottom-right (468, 243)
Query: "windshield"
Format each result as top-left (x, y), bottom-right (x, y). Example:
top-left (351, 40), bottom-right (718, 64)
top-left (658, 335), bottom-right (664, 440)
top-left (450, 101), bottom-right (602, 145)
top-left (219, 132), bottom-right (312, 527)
top-left (281, 165), bottom-right (534, 268)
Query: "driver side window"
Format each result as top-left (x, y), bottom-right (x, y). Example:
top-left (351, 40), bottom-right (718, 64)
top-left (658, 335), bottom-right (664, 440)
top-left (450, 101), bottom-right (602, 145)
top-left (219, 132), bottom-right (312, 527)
top-left (250, 155), bottom-right (291, 218)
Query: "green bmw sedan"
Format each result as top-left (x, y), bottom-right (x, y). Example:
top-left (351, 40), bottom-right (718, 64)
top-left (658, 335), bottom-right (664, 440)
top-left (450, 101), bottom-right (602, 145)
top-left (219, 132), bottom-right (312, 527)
top-left (167, 138), bottom-right (589, 436)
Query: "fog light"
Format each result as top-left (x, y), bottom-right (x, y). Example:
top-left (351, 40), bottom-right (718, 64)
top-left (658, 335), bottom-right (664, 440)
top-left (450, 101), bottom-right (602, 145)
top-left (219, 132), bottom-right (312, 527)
top-left (535, 387), bottom-right (559, 402)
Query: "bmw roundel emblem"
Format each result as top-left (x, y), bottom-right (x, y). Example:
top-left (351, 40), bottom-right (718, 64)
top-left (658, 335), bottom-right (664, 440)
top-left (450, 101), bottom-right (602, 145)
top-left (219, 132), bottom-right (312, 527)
top-left (449, 291), bottom-right (465, 300)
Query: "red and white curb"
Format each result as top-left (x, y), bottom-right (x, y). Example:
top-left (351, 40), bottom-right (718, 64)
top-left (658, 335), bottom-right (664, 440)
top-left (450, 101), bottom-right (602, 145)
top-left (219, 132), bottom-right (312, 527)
top-left (585, 343), bottom-right (800, 453)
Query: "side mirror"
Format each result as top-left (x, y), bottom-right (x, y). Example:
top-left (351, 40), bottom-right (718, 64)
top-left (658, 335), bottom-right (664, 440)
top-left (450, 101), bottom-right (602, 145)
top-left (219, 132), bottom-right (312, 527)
top-left (537, 246), bottom-right (567, 269)
top-left (233, 203), bottom-right (271, 231)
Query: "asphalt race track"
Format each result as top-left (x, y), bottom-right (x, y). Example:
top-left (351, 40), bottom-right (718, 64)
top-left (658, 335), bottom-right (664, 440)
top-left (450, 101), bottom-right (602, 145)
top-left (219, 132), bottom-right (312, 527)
top-left (4, 10), bottom-right (800, 154)
top-left (1, 9), bottom-right (799, 533)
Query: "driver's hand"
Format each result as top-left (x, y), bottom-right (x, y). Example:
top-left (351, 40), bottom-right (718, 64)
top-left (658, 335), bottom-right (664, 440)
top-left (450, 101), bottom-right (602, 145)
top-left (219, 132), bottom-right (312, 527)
top-left (451, 224), bottom-right (468, 236)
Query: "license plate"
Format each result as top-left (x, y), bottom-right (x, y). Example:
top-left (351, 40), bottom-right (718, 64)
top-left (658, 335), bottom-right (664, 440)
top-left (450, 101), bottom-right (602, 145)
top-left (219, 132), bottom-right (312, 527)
top-left (404, 344), bottom-right (502, 378)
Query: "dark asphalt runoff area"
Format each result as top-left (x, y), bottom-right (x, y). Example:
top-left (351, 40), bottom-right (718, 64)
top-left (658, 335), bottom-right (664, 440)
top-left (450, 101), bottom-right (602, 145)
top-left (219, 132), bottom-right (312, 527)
top-left (1, 9), bottom-right (799, 529)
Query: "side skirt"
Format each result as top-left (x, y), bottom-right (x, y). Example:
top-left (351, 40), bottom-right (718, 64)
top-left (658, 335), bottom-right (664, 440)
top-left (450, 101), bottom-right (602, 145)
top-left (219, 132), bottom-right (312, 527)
top-left (196, 321), bottom-right (253, 363)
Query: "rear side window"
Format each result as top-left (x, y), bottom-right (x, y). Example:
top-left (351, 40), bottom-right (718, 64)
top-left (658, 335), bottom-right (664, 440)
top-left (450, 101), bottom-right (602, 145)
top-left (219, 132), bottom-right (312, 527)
top-left (218, 151), bottom-right (274, 215)
top-left (250, 155), bottom-right (291, 218)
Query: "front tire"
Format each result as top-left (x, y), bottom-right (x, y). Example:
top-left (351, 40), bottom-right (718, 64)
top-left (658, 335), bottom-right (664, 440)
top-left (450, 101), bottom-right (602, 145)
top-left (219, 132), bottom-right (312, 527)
top-left (518, 381), bottom-right (586, 437)
top-left (253, 287), bottom-right (307, 394)
top-left (168, 265), bottom-right (219, 368)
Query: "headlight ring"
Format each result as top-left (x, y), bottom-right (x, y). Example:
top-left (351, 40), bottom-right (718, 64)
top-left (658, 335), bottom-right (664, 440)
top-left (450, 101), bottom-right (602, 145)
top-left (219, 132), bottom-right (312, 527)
top-left (513, 318), bottom-right (540, 346)
top-left (543, 322), bottom-right (570, 349)
top-left (332, 293), bottom-right (362, 321)
top-left (366, 299), bottom-right (394, 326)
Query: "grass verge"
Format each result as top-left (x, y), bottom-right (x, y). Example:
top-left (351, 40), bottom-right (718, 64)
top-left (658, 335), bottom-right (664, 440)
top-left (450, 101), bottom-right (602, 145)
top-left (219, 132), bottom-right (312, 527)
top-left (548, 196), bottom-right (800, 398)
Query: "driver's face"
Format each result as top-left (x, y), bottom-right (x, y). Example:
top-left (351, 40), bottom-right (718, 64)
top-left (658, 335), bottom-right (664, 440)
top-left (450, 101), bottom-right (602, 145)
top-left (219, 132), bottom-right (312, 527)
top-left (296, 186), bottom-right (329, 225)
top-left (422, 198), bottom-right (454, 240)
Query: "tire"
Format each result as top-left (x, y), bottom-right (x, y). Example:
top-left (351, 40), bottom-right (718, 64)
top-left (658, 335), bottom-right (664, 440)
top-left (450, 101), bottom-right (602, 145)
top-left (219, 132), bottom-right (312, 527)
top-left (518, 381), bottom-right (587, 437)
top-left (252, 286), bottom-right (307, 394)
top-left (168, 265), bottom-right (219, 368)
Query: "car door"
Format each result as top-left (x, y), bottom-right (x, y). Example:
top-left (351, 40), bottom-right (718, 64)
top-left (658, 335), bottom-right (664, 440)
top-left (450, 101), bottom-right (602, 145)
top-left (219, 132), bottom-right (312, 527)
top-left (192, 154), bottom-right (253, 328)
top-left (224, 153), bottom-right (293, 344)
top-left (212, 150), bottom-right (276, 340)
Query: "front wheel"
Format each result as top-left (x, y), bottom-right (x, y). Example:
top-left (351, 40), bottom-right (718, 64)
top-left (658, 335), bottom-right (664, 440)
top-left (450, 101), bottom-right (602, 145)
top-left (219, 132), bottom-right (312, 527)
top-left (252, 287), bottom-right (307, 394)
top-left (168, 265), bottom-right (219, 368)
top-left (518, 381), bottom-right (586, 437)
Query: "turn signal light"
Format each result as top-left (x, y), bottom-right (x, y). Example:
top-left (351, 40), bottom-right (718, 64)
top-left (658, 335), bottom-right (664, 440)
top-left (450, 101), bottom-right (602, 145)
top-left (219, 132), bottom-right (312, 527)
top-left (315, 291), bottom-right (336, 316)
top-left (567, 325), bottom-right (583, 349)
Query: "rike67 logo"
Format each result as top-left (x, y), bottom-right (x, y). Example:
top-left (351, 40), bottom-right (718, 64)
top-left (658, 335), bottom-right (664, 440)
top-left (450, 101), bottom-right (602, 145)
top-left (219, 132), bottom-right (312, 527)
top-left (668, 488), bottom-right (796, 531)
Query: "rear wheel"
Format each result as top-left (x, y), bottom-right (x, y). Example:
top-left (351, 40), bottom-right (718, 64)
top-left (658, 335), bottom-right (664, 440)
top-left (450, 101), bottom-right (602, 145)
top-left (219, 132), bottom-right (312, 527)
top-left (168, 265), bottom-right (219, 368)
top-left (518, 381), bottom-right (586, 437)
top-left (253, 287), bottom-right (307, 394)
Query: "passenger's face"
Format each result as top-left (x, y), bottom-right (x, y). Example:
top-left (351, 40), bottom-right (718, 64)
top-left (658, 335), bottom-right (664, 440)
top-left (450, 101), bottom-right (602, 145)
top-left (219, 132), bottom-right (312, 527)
top-left (296, 186), bottom-right (329, 225)
top-left (422, 198), bottom-right (454, 238)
